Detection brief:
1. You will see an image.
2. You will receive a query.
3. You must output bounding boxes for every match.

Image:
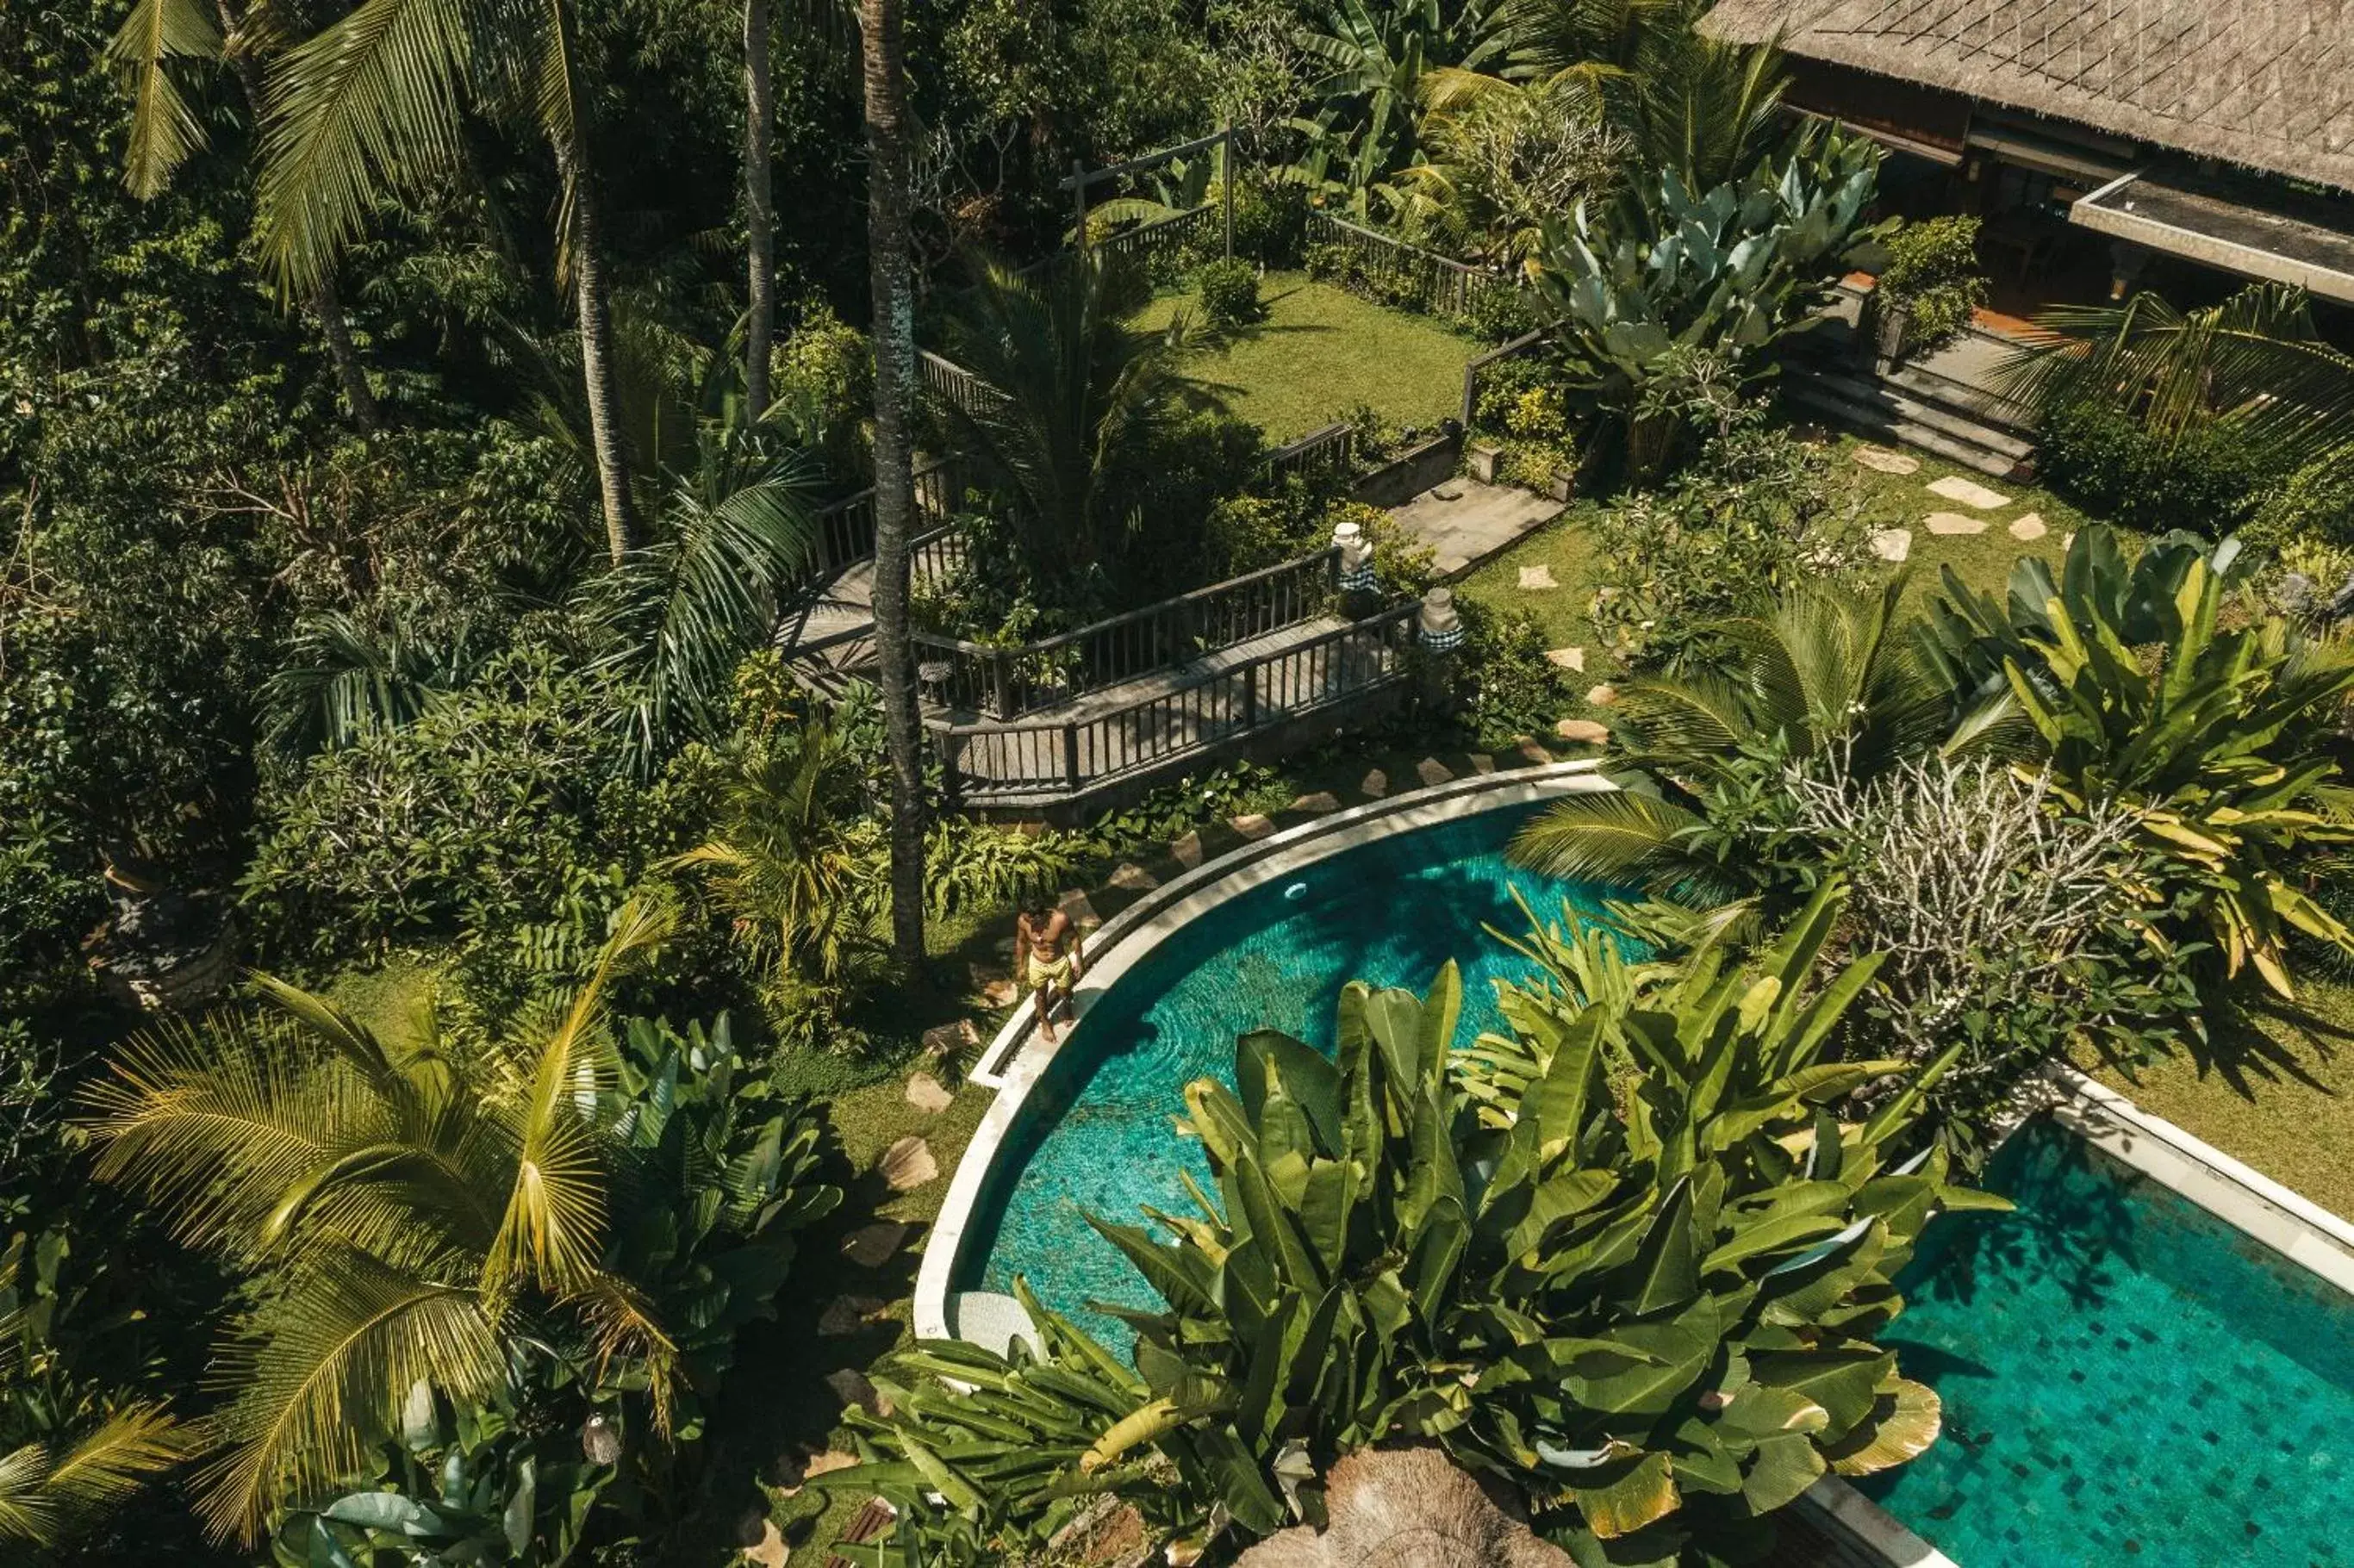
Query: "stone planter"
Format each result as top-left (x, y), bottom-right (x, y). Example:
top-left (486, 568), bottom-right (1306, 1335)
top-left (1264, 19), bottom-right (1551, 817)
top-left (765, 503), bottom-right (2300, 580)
top-left (1546, 466), bottom-right (1575, 502)
top-left (1467, 442), bottom-right (1504, 483)
top-left (1873, 298), bottom-right (1914, 366)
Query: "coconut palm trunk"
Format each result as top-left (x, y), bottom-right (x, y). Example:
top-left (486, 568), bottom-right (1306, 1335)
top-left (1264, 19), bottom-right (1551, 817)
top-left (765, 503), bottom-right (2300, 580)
top-left (556, 132), bottom-right (642, 563)
top-left (861, 0), bottom-right (927, 972)
top-left (743, 0), bottom-right (776, 414)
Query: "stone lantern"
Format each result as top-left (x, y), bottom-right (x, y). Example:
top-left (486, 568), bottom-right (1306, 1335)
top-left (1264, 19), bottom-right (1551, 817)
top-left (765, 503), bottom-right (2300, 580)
top-left (1332, 518), bottom-right (1377, 597)
top-left (1417, 586), bottom-right (1465, 651)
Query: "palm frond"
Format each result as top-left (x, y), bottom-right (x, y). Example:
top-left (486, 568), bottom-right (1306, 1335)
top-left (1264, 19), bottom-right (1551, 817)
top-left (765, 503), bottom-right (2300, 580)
top-left (1508, 789), bottom-right (1710, 896)
top-left (107, 0), bottom-right (223, 199)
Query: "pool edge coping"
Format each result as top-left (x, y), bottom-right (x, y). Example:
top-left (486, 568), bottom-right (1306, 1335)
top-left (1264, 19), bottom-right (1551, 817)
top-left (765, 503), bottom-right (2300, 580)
top-left (914, 758), bottom-right (1616, 1344)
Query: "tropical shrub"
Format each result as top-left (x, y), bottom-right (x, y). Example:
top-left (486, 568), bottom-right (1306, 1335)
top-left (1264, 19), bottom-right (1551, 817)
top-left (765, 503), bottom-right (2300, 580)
top-left (2247, 451), bottom-right (2354, 554)
top-left (1586, 420), bottom-right (1875, 669)
top-left (1871, 216), bottom-right (1985, 360)
top-left (1919, 526), bottom-right (2354, 996)
top-left (1394, 73), bottom-right (1628, 267)
top-left (1530, 128), bottom-right (1890, 481)
top-left (2033, 397), bottom-right (2283, 536)
top-left (1195, 258), bottom-right (1267, 329)
top-left (1451, 599), bottom-right (1577, 750)
top-left (828, 885), bottom-right (1994, 1563)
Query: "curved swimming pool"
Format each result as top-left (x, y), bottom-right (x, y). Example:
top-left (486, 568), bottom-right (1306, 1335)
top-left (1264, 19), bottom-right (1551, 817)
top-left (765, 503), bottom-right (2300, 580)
top-left (946, 783), bottom-right (1623, 1348)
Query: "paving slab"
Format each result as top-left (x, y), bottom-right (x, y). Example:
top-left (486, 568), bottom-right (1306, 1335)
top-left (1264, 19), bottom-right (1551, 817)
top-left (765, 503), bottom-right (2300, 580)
top-left (1926, 474), bottom-right (2011, 510)
top-left (1555, 719), bottom-right (1610, 744)
top-left (880, 1136), bottom-right (937, 1192)
top-left (1517, 564), bottom-right (1560, 590)
top-left (1468, 753), bottom-right (1496, 774)
top-left (1517, 738), bottom-right (1554, 765)
top-left (1230, 812), bottom-right (1275, 839)
top-left (1360, 768), bottom-right (1388, 799)
top-left (1416, 756), bottom-right (1454, 786)
top-left (905, 1072), bottom-right (954, 1113)
top-left (1870, 527), bottom-right (1914, 563)
top-left (1108, 862), bottom-right (1158, 891)
top-left (1387, 476), bottom-right (1566, 579)
top-left (1585, 683), bottom-right (1619, 706)
top-left (1289, 790), bottom-right (1342, 812)
top-left (1169, 830), bottom-right (1203, 869)
top-left (2008, 511), bottom-right (2048, 541)
top-left (1924, 511), bottom-right (1989, 536)
top-left (1544, 645), bottom-right (1585, 671)
top-left (1852, 445), bottom-right (1921, 476)
top-left (840, 1222), bottom-right (909, 1268)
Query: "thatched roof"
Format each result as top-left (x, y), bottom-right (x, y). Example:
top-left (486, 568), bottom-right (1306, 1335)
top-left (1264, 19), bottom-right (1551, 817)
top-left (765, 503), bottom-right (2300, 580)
top-left (1701, 0), bottom-right (2354, 193)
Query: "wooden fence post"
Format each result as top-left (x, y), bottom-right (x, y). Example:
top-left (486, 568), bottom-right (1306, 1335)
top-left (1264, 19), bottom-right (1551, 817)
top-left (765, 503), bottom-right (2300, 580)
top-left (1062, 723), bottom-right (1082, 793)
top-left (1222, 121), bottom-right (1236, 262)
top-left (988, 650), bottom-right (1012, 720)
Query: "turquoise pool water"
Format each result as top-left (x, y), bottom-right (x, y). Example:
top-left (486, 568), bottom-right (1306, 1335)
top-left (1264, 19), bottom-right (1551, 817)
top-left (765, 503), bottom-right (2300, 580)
top-left (956, 799), bottom-right (1615, 1348)
top-left (1860, 1117), bottom-right (2354, 1566)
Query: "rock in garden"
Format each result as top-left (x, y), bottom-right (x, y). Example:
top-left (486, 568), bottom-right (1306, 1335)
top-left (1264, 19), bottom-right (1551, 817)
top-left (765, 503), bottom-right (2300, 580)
top-left (1360, 768), bottom-right (1388, 799)
top-left (1554, 718), bottom-right (1610, 744)
top-left (1870, 527), bottom-right (1914, 563)
top-left (1170, 831), bottom-right (1203, 869)
top-left (1108, 862), bottom-right (1157, 891)
top-left (904, 1072), bottom-right (953, 1113)
top-left (921, 1018), bottom-right (979, 1058)
top-left (2008, 511), bottom-right (2048, 541)
top-left (1543, 646), bottom-right (1585, 671)
top-left (823, 1368), bottom-right (887, 1416)
top-left (880, 1136), bottom-right (938, 1192)
top-left (1516, 738), bottom-right (1553, 765)
top-left (1926, 475), bottom-right (2010, 510)
top-left (1230, 812), bottom-right (1275, 839)
top-left (976, 977), bottom-right (1017, 1008)
top-left (1415, 756), bottom-right (1453, 787)
top-left (1468, 754), bottom-right (1495, 774)
top-left (1288, 790), bottom-right (1342, 812)
top-left (1057, 888), bottom-right (1099, 929)
top-left (1852, 445), bottom-right (1921, 476)
top-left (819, 1295), bottom-right (889, 1335)
top-left (1517, 564), bottom-right (1560, 590)
top-left (1585, 683), bottom-right (1618, 707)
top-left (840, 1222), bottom-right (909, 1268)
top-left (1923, 511), bottom-right (1989, 536)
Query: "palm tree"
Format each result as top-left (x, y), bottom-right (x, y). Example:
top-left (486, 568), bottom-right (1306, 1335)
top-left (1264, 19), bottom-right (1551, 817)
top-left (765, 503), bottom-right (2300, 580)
top-left (937, 255), bottom-right (1194, 577)
top-left (78, 902), bottom-right (686, 1544)
top-left (1510, 580), bottom-right (1983, 899)
top-left (105, 0), bottom-right (383, 434)
top-left (744, 0), bottom-right (778, 416)
top-left (247, 0), bottom-right (641, 560)
top-left (1394, 71), bottom-right (1626, 264)
top-left (1296, 0), bottom-right (1495, 218)
top-left (0, 1409), bottom-right (184, 1559)
top-left (2000, 283), bottom-right (2354, 470)
top-left (861, 0), bottom-right (927, 972)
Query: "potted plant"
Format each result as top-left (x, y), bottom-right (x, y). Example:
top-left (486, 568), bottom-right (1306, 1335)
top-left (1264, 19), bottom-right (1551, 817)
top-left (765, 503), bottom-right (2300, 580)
top-left (1871, 215), bottom-right (1989, 366)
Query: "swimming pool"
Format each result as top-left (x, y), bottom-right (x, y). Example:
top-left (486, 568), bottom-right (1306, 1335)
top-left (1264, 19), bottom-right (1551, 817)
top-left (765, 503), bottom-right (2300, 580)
top-left (950, 793), bottom-right (1618, 1348)
top-left (1857, 1116), bottom-right (2354, 1567)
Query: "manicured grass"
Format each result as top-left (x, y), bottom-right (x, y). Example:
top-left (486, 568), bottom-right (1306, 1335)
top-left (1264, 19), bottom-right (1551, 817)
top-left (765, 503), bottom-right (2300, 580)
top-left (1137, 272), bottom-right (1482, 443)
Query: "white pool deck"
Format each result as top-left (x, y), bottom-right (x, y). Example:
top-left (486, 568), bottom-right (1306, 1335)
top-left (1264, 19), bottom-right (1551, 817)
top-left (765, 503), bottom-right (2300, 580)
top-left (908, 762), bottom-right (2354, 1568)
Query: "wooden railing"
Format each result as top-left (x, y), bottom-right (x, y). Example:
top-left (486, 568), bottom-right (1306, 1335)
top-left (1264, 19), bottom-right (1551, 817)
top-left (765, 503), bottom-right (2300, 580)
top-left (919, 350), bottom-right (1000, 421)
top-left (1306, 211), bottom-right (1511, 321)
top-left (932, 601), bottom-right (1417, 806)
top-left (1096, 203), bottom-right (1218, 271)
top-left (913, 549), bottom-right (1340, 720)
top-left (811, 455), bottom-right (962, 578)
top-left (1460, 328), bottom-right (1549, 430)
top-left (1261, 421), bottom-right (1356, 487)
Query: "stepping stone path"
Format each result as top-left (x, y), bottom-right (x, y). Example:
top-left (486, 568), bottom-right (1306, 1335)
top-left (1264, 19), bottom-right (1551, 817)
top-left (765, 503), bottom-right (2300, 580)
top-left (1585, 683), bottom-right (1619, 707)
top-left (1870, 527), bottom-right (1914, 563)
top-left (819, 1294), bottom-right (889, 1336)
top-left (1360, 768), bottom-right (1389, 799)
top-left (1230, 812), bottom-right (1275, 840)
top-left (776, 1449), bottom-right (860, 1495)
top-left (1417, 756), bottom-right (1454, 787)
top-left (1517, 738), bottom-right (1554, 765)
top-left (1469, 754), bottom-right (1496, 774)
top-left (1926, 475), bottom-right (2011, 510)
top-left (881, 1136), bottom-right (938, 1192)
top-left (921, 1018), bottom-right (979, 1058)
top-left (745, 1519), bottom-right (789, 1567)
top-left (1852, 445), bottom-right (1921, 476)
top-left (824, 1368), bottom-right (887, 1416)
top-left (1544, 646), bottom-right (1585, 672)
top-left (1289, 791), bottom-right (1342, 812)
top-left (905, 1072), bottom-right (953, 1114)
top-left (1555, 719), bottom-right (1610, 744)
top-left (1518, 564), bottom-right (1560, 590)
top-left (1924, 511), bottom-right (1989, 537)
top-left (2008, 512), bottom-right (2048, 541)
top-left (1108, 862), bottom-right (1157, 891)
top-left (840, 1222), bottom-right (909, 1268)
top-left (1170, 831), bottom-right (1203, 869)
top-left (1057, 888), bottom-right (1100, 930)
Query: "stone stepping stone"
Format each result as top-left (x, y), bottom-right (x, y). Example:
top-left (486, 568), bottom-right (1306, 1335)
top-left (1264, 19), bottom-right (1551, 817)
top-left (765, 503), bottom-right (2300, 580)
top-left (1585, 683), bottom-right (1619, 707)
top-left (905, 1072), bottom-right (953, 1113)
top-left (1289, 790), bottom-right (1341, 812)
top-left (1170, 831), bottom-right (1203, 869)
top-left (1544, 646), bottom-right (1585, 672)
top-left (1852, 445), bottom-right (1921, 476)
top-left (775, 1448), bottom-right (859, 1496)
top-left (920, 1018), bottom-right (979, 1058)
top-left (2008, 512), bottom-right (2048, 541)
top-left (1360, 768), bottom-right (1388, 799)
top-left (1416, 756), bottom-right (1454, 787)
top-left (1468, 753), bottom-right (1495, 775)
top-left (1926, 475), bottom-right (2010, 510)
top-left (1108, 862), bottom-right (1157, 891)
top-left (1230, 812), bottom-right (1275, 840)
top-left (745, 1519), bottom-right (789, 1567)
top-left (1870, 527), bottom-right (1913, 563)
top-left (1516, 738), bottom-right (1554, 765)
top-left (1517, 564), bottom-right (1560, 590)
top-left (1923, 511), bottom-right (1989, 537)
top-left (1057, 888), bottom-right (1100, 930)
top-left (818, 1294), bottom-right (890, 1335)
top-left (823, 1367), bottom-right (888, 1416)
top-left (881, 1136), bottom-right (937, 1192)
top-left (840, 1221), bottom-right (909, 1267)
top-left (1555, 718), bottom-right (1610, 744)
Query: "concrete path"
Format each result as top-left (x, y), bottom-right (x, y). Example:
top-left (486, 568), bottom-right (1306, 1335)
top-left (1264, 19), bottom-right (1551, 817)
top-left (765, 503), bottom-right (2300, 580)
top-left (1388, 477), bottom-right (1566, 579)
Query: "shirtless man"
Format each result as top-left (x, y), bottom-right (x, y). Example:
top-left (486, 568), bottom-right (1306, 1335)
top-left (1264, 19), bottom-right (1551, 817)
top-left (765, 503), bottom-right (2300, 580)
top-left (1012, 893), bottom-right (1084, 1044)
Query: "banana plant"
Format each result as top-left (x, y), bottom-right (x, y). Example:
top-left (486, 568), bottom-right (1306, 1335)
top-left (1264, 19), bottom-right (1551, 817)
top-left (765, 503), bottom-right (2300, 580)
top-left (1091, 880), bottom-right (1998, 1563)
top-left (1922, 526), bottom-right (2354, 995)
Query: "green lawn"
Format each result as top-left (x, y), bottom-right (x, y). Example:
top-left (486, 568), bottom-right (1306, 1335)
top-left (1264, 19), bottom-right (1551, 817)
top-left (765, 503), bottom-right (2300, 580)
top-left (1137, 271), bottom-right (1481, 443)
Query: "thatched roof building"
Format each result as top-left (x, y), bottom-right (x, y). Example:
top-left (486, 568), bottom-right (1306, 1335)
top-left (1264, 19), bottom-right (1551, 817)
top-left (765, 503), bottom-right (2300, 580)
top-left (1702, 0), bottom-right (2354, 194)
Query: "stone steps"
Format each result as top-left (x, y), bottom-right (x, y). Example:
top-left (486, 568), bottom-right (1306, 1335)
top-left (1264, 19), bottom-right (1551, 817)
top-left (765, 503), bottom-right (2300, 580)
top-left (1783, 371), bottom-right (2033, 482)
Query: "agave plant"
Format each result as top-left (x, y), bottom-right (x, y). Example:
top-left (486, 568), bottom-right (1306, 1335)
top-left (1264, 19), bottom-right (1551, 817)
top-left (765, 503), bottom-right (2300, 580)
top-left (1510, 578), bottom-right (1983, 902)
top-left (1922, 526), bottom-right (2354, 995)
